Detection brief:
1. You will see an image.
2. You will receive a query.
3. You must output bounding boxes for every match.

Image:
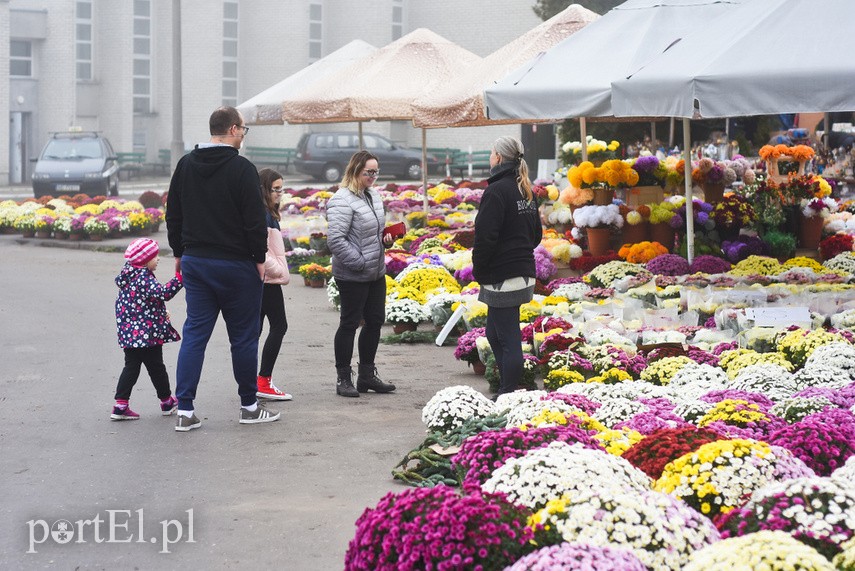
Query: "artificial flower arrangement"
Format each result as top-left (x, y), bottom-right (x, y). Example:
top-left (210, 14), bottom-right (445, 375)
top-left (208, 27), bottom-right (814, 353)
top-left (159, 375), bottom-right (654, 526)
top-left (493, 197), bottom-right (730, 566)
top-left (662, 157), bottom-right (686, 190)
top-left (572, 203), bottom-right (624, 229)
top-left (759, 143), bottom-right (816, 182)
top-left (297, 262), bottom-right (331, 282)
top-left (631, 155), bottom-right (667, 187)
top-left (691, 157), bottom-right (737, 187)
top-left (621, 204), bottom-right (651, 226)
top-left (559, 135), bottom-right (619, 166)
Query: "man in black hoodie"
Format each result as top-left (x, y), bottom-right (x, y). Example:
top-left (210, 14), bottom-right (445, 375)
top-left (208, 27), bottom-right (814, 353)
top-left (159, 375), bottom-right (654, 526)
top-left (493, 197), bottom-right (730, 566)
top-left (166, 106), bottom-right (279, 431)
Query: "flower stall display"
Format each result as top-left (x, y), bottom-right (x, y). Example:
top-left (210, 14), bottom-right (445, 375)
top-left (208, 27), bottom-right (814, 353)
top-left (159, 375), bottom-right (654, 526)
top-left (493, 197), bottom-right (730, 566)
top-left (527, 487), bottom-right (720, 571)
top-left (558, 136), bottom-right (619, 167)
top-left (691, 158), bottom-right (735, 204)
top-left (567, 159), bottom-right (639, 206)
top-left (759, 144), bottom-right (815, 183)
top-left (683, 530), bottom-right (835, 571)
top-left (572, 204), bottom-right (623, 256)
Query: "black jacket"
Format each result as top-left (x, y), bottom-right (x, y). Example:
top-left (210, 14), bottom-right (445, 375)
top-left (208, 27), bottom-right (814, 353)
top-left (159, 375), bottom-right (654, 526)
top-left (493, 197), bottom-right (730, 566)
top-left (472, 163), bottom-right (542, 285)
top-left (166, 145), bottom-right (267, 262)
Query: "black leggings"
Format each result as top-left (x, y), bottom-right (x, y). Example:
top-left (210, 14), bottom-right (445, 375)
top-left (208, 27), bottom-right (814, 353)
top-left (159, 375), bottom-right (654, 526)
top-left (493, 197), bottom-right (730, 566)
top-left (334, 276), bottom-right (386, 369)
top-left (485, 304), bottom-right (524, 395)
top-left (258, 284), bottom-right (288, 377)
top-left (114, 345), bottom-right (172, 401)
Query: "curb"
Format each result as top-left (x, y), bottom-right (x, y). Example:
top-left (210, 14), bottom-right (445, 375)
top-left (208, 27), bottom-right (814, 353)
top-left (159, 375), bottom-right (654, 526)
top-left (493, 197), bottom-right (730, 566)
top-left (0, 232), bottom-right (175, 257)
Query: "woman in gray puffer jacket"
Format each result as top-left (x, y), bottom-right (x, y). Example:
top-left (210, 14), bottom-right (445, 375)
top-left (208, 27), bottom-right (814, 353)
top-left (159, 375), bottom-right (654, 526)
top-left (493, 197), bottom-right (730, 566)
top-left (326, 150), bottom-right (396, 398)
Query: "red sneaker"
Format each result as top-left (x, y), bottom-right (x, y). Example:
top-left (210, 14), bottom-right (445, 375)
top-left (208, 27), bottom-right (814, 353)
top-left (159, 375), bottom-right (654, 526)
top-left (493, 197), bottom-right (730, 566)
top-left (256, 375), bottom-right (293, 401)
top-left (110, 405), bottom-right (140, 420)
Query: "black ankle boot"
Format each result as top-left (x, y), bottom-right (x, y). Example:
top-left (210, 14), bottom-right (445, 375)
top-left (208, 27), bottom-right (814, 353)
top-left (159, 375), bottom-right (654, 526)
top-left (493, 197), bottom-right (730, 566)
top-left (356, 363), bottom-right (396, 393)
top-left (336, 366), bottom-right (359, 398)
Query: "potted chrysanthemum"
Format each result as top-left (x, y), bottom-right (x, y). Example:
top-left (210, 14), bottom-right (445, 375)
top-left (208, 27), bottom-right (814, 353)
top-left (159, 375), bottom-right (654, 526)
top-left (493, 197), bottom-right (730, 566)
top-left (385, 298), bottom-right (429, 334)
top-left (297, 263), bottom-right (331, 287)
top-left (571, 203), bottom-right (623, 256)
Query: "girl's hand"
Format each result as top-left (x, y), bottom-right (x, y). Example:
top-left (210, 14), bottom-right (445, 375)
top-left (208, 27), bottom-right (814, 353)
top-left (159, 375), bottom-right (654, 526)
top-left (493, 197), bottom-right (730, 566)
top-left (382, 233), bottom-right (394, 247)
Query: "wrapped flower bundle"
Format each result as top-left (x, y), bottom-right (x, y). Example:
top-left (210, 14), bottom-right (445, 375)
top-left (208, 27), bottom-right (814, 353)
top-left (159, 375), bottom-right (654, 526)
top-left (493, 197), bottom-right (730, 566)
top-left (344, 486), bottom-right (534, 571)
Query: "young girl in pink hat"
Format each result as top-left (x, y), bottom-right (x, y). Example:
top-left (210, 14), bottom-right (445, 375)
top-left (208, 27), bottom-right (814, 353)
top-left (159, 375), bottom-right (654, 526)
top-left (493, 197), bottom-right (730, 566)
top-left (111, 238), bottom-right (184, 420)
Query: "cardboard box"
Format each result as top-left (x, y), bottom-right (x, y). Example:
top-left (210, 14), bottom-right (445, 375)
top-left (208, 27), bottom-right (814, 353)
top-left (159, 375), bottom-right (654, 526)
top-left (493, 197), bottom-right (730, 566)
top-left (626, 185), bottom-right (664, 208)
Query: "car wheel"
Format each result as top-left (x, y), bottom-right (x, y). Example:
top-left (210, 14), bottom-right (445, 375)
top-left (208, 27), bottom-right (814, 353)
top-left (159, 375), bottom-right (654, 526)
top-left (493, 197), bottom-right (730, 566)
top-left (322, 163), bottom-right (342, 183)
top-left (405, 161), bottom-right (422, 180)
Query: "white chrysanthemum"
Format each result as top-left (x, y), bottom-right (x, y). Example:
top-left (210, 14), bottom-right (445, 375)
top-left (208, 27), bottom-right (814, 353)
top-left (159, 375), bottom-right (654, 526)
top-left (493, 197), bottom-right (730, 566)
top-left (730, 364), bottom-right (798, 401)
top-left (482, 441), bottom-right (651, 511)
top-left (421, 385), bottom-right (495, 432)
top-left (769, 396), bottom-right (834, 423)
top-left (531, 487), bottom-right (720, 571)
top-left (794, 363), bottom-right (855, 390)
top-left (504, 396), bottom-right (580, 428)
top-left (832, 456), bottom-right (855, 491)
top-left (552, 282), bottom-right (590, 301)
top-left (593, 398), bottom-right (649, 429)
top-left (672, 400), bottom-right (711, 424)
top-left (668, 363), bottom-right (729, 400)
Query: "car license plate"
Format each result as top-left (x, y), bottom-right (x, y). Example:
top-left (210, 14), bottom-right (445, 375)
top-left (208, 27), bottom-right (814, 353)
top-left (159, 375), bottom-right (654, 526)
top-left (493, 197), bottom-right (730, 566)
top-left (56, 184), bottom-right (80, 191)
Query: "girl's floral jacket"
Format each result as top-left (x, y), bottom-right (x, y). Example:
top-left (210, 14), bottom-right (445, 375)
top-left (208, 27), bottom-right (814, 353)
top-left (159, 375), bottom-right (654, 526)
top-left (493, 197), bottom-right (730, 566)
top-left (115, 263), bottom-right (183, 349)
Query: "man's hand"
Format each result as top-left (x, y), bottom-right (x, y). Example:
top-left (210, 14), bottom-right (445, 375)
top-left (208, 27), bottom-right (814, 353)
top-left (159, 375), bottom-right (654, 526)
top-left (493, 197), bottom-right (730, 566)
top-left (175, 257), bottom-right (182, 274)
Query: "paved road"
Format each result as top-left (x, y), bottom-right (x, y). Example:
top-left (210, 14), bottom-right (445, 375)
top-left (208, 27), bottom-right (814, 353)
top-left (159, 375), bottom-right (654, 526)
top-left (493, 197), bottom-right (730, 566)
top-left (0, 233), bottom-right (481, 569)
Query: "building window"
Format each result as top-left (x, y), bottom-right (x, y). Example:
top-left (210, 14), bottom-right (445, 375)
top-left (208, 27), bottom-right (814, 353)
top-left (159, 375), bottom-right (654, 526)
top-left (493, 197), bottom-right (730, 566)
top-left (308, 3), bottom-right (322, 61)
top-left (222, 1), bottom-right (239, 106)
top-left (76, 1), bottom-right (93, 80)
top-left (10, 40), bottom-right (33, 77)
top-left (392, 0), bottom-right (403, 41)
top-left (133, 0), bottom-right (152, 113)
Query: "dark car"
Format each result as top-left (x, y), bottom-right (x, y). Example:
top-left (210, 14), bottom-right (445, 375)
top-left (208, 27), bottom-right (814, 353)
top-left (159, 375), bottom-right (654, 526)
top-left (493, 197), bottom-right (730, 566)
top-left (31, 131), bottom-right (120, 197)
top-left (294, 131), bottom-right (439, 183)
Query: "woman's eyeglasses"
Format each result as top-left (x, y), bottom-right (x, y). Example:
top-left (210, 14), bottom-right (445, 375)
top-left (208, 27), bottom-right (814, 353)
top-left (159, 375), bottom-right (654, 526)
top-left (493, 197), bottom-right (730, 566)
top-left (271, 187), bottom-right (285, 194)
top-left (363, 169), bottom-right (380, 178)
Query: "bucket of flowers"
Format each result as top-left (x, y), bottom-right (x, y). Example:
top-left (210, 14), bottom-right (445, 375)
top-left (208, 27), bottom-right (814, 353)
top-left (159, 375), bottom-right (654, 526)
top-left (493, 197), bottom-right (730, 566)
top-left (691, 158), bottom-right (737, 205)
top-left (297, 263), bottom-right (331, 288)
top-left (571, 203), bottom-right (623, 257)
top-left (567, 159), bottom-right (639, 205)
top-left (799, 196), bottom-right (837, 249)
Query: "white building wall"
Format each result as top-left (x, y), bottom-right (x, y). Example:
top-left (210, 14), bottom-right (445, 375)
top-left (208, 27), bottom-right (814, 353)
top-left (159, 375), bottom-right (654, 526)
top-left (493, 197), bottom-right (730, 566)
top-left (3, 0), bottom-right (554, 184)
top-left (0, 0), bottom-right (9, 184)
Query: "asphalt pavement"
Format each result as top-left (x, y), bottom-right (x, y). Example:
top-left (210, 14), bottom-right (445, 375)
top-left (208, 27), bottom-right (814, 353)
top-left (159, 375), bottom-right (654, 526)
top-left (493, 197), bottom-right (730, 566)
top-left (0, 231), bottom-right (483, 569)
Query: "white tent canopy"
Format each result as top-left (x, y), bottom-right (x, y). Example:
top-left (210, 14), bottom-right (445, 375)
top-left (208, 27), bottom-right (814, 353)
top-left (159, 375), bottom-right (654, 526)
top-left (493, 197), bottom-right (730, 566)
top-left (411, 4), bottom-right (598, 128)
top-left (237, 40), bottom-right (377, 126)
top-left (611, 0), bottom-right (855, 118)
top-left (482, 0), bottom-right (750, 121)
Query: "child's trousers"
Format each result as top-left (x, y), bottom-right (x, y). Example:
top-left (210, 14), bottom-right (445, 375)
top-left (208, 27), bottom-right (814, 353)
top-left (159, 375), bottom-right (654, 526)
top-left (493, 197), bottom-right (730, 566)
top-left (114, 345), bottom-right (171, 401)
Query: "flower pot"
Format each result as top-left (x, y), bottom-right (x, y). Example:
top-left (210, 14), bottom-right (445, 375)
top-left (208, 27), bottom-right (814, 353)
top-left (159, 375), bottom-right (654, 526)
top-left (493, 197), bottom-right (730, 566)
top-left (471, 359), bottom-right (487, 376)
top-left (392, 322), bottom-right (418, 335)
top-left (701, 182), bottom-right (726, 205)
top-left (35, 230), bottom-right (52, 239)
top-left (592, 187), bottom-right (614, 206)
top-left (621, 221), bottom-right (649, 246)
top-left (21, 230), bottom-right (35, 238)
top-left (649, 222), bottom-right (675, 252)
top-left (68, 233), bottom-right (84, 242)
top-left (586, 226), bottom-right (611, 257)
top-left (798, 214), bottom-right (824, 250)
top-left (308, 278), bottom-right (326, 288)
top-left (55, 231), bottom-right (69, 240)
top-left (88, 234), bottom-right (104, 242)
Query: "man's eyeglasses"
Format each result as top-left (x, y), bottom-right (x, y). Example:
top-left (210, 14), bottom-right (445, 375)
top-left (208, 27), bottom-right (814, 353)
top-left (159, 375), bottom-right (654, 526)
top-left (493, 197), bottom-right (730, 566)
top-left (363, 169), bottom-right (380, 178)
top-left (236, 125), bottom-right (250, 135)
